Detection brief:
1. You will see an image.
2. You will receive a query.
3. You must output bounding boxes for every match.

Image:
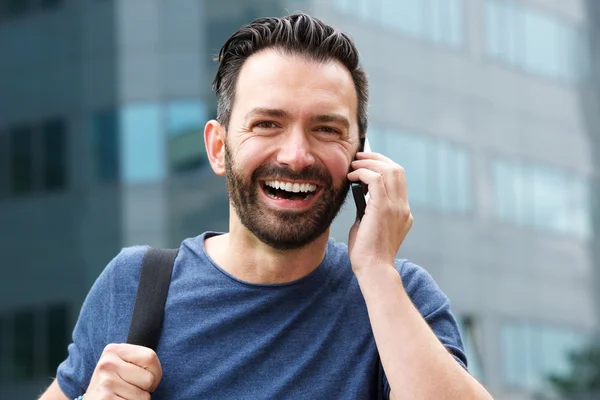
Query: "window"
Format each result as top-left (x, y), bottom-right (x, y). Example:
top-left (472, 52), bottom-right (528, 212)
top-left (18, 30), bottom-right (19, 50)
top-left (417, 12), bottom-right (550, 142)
top-left (424, 0), bottom-right (463, 46)
top-left (341, 0), bottom-right (464, 47)
top-left (166, 100), bottom-right (207, 173)
top-left (42, 118), bottom-right (67, 191)
top-left (40, 0), bottom-right (62, 9)
top-left (484, 0), bottom-right (588, 82)
top-left (46, 304), bottom-right (69, 375)
top-left (13, 310), bottom-right (35, 381)
top-left (0, 131), bottom-right (8, 200)
top-left (501, 322), bottom-right (589, 391)
top-left (121, 103), bottom-right (164, 183)
top-left (10, 126), bottom-right (34, 195)
top-left (0, 316), bottom-right (5, 381)
top-left (457, 316), bottom-right (485, 383)
top-left (5, 0), bottom-right (30, 15)
top-left (92, 109), bottom-right (120, 182)
top-left (385, 128), bottom-right (471, 213)
top-left (492, 159), bottom-right (591, 239)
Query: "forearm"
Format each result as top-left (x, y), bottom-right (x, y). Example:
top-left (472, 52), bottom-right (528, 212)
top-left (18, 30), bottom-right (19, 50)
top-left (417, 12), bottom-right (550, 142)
top-left (355, 265), bottom-right (492, 400)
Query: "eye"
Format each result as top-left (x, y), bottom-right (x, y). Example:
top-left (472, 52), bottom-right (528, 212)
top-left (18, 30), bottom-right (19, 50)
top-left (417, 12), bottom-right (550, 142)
top-left (253, 121), bottom-right (278, 129)
top-left (316, 126), bottom-right (341, 135)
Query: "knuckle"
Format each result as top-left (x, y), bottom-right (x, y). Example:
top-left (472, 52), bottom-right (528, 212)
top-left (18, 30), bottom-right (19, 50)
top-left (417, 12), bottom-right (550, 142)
top-left (103, 343), bottom-right (120, 355)
top-left (96, 355), bottom-right (117, 372)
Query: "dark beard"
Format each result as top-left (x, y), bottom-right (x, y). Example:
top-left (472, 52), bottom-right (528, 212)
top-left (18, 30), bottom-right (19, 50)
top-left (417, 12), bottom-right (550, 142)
top-left (224, 144), bottom-right (350, 251)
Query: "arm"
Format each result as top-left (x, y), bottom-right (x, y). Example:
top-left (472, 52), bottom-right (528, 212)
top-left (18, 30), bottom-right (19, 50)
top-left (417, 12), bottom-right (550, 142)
top-left (355, 265), bottom-right (492, 399)
top-left (348, 152), bottom-right (493, 399)
top-left (39, 380), bottom-right (69, 400)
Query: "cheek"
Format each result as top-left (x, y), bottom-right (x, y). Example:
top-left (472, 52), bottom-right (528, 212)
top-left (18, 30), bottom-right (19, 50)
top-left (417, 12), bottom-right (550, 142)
top-left (324, 155), bottom-right (352, 183)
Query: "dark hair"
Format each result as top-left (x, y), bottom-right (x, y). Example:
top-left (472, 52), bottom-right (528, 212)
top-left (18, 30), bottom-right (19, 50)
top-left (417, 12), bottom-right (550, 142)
top-left (212, 12), bottom-right (369, 143)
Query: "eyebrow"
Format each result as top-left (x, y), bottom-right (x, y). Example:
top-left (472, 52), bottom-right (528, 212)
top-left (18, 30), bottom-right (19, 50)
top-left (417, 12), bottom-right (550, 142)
top-left (245, 107), bottom-right (350, 129)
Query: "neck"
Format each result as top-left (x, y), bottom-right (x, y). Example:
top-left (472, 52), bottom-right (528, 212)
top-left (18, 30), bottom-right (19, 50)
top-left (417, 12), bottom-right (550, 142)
top-left (205, 210), bottom-right (330, 284)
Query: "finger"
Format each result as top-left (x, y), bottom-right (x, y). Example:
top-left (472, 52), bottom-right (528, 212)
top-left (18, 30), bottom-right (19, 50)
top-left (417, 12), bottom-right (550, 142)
top-left (355, 151), bottom-right (397, 164)
top-left (112, 380), bottom-right (151, 400)
top-left (351, 159), bottom-right (407, 202)
top-left (104, 344), bottom-right (162, 392)
top-left (114, 357), bottom-right (157, 392)
top-left (347, 168), bottom-right (388, 203)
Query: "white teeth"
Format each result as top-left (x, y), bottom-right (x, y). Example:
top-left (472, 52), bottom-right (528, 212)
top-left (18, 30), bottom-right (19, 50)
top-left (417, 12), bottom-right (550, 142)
top-left (264, 180), bottom-right (317, 193)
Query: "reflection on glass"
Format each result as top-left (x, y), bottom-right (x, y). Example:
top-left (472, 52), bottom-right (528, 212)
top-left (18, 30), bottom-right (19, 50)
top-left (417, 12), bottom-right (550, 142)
top-left (46, 304), bottom-right (68, 376)
top-left (492, 159), bottom-right (591, 239)
top-left (384, 128), bottom-right (471, 213)
top-left (502, 322), bottom-right (589, 391)
top-left (484, 0), bottom-right (587, 82)
top-left (121, 102), bottom-right (164, 183)
top-left (166, 100), bottom-right (208, 173)
top-left (42, 118), bottom-right (67, 191)
top-left (10, 126), bottom-right (33, 195)
top-left (13, 310), bottom-right (35, 381)
top-left (92, 109), bottom-right (120, 182)
top-left (341, 0), bottom-right (463, 47)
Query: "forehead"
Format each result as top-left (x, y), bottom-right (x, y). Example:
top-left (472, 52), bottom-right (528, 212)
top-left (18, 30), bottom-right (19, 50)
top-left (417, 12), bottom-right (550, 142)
top-left (232, 49), bottom-right (358, 123)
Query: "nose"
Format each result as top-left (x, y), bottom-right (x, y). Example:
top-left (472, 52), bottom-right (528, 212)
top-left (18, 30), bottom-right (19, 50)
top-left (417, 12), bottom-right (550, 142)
top-left (275, 128), bottom-right (316, 172)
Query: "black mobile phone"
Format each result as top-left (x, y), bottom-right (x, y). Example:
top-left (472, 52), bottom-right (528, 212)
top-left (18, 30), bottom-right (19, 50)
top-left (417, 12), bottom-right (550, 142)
top-left (351, 137), bottom-right (371, 220)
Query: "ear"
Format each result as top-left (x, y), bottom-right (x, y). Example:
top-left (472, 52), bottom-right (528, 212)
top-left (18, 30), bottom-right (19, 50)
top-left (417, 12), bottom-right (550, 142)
top-left (204, 119), bottom-right (226, 176)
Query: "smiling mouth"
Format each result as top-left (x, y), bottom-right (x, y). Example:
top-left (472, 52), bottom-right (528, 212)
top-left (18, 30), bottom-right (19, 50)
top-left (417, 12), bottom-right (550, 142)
top-left (261, 180), bottom-right (319, 201)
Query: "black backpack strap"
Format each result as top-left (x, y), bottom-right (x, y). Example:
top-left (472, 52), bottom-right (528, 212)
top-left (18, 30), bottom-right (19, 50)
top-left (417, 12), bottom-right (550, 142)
top-left (127, 247), bottom-right (179, 350)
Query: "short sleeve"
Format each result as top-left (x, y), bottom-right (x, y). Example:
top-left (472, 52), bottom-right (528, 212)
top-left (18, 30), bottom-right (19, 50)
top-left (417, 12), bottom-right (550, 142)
top-left (55, 246), bottom-right (147, 399)
top-left (381, 259), bottom-right (468, 398)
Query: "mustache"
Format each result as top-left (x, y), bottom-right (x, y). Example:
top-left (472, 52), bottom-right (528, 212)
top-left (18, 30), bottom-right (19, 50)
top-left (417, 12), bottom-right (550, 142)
top-left (251, 164), bottom-right (332, 186)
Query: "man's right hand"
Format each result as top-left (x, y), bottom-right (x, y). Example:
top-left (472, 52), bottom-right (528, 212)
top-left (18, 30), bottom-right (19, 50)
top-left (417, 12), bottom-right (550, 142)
top-left (84, 343), bottom-right (162, 399)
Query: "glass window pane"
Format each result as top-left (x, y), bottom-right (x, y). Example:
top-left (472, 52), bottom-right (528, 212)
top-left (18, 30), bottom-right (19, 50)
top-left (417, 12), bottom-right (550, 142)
top-left (10, 126), bottom-right (34, 195)
top-left (429, 0), bottom-right (462, 46)
top-left (6, 0), bottom-right (29, 15)
top-left (40, 0), bottom-right (62, 9)
top-left (532, 166), bottom-right (562, 232)
top-left (13, 310), bottom-right (35, 381)
top-left (92, 109), bottom-right (120, 182)
top-left (388, 130), bottom-right (431, 206)
top-left (493, 161), bottom-right (520, 222)
top-left (0, 316), bottom-right (4, 382)
top-left (357, 0), bottom-right (377, 21)
top-left (436, 141), bottom-right (454, 212)
top-left (42, 118), bottom-right (67, 191)
top-left (455, 149), bottom-right (471, 213)
top-left (566, 177), bottom-right (592, 239)
top-left (484, 0), bottom-right (502, 57)
top-left (523, 10), bottom-right (559, 78)
top-left (385, 0), bottom-right (423, 38)
top-left (121, 103), bottom-right (165, 183)
top-left (502, 324), bottom-right (526, 388)
top-left (167, 100), bottom-right (208, 173)
top-left (46, 304), bottom-right (69, 376)
top-left (504, 2), bottom-right (525, 66)
top-left (518, 164), bottom-right (535, 227)
top-left (447, 0), bottom-right (463, 46)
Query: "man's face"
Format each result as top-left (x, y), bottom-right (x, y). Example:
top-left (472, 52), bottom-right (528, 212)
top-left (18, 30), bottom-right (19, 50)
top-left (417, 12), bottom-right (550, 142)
top-left (223, 49), bottom-right (360, 250)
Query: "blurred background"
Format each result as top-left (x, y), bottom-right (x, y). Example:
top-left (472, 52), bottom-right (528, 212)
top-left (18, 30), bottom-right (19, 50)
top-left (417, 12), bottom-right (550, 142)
top-left (1, 0), bottom-right (599, 399)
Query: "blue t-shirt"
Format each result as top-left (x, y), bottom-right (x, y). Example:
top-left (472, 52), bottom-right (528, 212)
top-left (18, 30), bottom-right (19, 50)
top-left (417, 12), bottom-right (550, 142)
top-left (57, 232), bottom-right (467, 399)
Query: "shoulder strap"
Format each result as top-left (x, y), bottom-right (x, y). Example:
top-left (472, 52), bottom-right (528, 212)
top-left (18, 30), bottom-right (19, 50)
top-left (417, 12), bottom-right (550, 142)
top-left (127, 247), bottom-right (179, 350)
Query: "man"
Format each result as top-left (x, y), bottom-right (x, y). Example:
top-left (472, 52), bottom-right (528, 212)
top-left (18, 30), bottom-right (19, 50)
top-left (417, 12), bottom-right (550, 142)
top-left (41, 12), bottom-right (493, 400)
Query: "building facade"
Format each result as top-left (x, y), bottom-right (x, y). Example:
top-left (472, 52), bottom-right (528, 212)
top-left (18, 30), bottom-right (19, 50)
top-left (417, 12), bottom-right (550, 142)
top-left (0, 0), bottom-right (596, 399)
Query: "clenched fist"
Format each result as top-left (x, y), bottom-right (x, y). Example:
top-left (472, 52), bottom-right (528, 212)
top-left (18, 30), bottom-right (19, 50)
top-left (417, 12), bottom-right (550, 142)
top-left (84, 343), bottom-right (162, 399)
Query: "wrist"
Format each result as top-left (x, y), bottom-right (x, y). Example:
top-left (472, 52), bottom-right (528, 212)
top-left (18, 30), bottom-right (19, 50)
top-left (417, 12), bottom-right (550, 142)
top-left (354, 263), bottom-right (399, 285)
